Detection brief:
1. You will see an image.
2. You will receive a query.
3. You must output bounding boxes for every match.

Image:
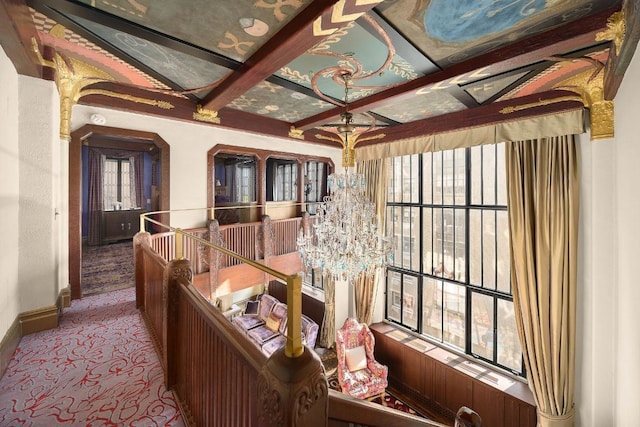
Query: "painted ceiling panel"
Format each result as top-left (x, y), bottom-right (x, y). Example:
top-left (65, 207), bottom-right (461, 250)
top-left (75, 0), bottom-right (313, 62)
top-left (377, 0), bottom-right (619, 66)
top-left (464, 71), bottom-right (530, 104)
top-left (71, 15), bottom-right (232, 94)
top-left (278, 21), bottom-right (425, 102)
top-left (372, 90), bottom-right (466, 123)
top-left (228, 81), bottom-right (335, 122)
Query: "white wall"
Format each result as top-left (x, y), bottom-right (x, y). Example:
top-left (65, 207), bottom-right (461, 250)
top-left (577, 42), bottom-right (640, 427)
top-left (0, 47), bottom-right (21, 339)
top-left (71, 105), bottom-right (343, 227)
top-left (17, 76), bottom-right (59, 311)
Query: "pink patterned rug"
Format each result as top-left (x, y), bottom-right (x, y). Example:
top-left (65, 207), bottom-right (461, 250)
top-left (0, 288), bottom-right (183, 426)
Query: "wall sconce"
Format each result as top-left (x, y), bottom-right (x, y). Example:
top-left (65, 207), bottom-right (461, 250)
top-left (216, 178), bottom-right (222, 187)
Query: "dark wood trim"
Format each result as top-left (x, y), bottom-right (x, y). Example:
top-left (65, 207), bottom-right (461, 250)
top-left (201, 0), bottom-right (365, 111)
top-left (0, 0), bottom-right (42, 77)
top-left (604, 0), bottom-right (640, 99)
top-left (356, 90), bottom-right (585, 146)
top-left (206, 143), bottom-right (334, 216)
top-left (69, 124), bottom-right (170, 300)
top-left (294, 5), bottom-right (619, 130)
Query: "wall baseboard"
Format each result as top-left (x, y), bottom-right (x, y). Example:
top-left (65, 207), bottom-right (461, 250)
top-left (0, 318), bottom-right (21, 380)
top-left (0, 287), bottom-right (70, 379)
top-left (19, 305), bottom-right (59, 336)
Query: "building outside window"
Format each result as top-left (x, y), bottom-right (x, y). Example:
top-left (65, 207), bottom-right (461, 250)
top-left (385, 143), bottom-right (523, 376)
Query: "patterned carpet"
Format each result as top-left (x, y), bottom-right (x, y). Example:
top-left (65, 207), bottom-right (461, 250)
top-left (82, 241), bottom-right (135, 296)
top-left (0, 288), bottom-right (183, 426)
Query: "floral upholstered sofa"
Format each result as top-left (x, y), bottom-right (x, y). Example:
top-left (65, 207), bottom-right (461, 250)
top-left (232, 293), bottom-right (319, 356)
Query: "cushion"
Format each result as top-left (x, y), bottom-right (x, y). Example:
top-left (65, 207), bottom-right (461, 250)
top-left (244, 300), bottom-right (259, 316)
top-left (345, 345), bottom-right (367, 372)
top-left (266, 312), bottom-right (282, 332)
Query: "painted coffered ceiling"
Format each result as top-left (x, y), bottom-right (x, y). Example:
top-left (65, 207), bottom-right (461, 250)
top-left (1, 0), bottom-right (638, 147)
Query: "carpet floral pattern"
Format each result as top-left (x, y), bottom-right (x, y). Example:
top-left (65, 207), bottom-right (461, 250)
top-left (0, 288), bottom-right (183, 426)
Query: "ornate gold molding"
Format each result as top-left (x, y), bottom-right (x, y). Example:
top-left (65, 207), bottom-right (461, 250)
top-left (193, 105), bottom-right (220, 124)
top-left (288, 126), bottom-right (304, 140)
top-left (596, 11), bottom-right (626, 54)
top-left (315, 132), bottom-right (385, 167)
top-left (82, 89), bottom-right (174, 110)
top-left (499, 95), bottom-right (583, 114)
top-left (555, 67), bottom-right (614, 140)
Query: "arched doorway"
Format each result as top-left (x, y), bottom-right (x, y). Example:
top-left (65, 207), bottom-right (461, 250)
top-left (69, 125), bottom-right (170, 299)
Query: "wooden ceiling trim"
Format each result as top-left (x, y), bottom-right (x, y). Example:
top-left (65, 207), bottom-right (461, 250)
top-left (1, 0), bottom-right (42, 77)
top-left (201, 0), bottom-right (381, 111)
top-left (294, 5), bottom-right (620, 130)
top-left (354, 90), bottom-right (585, 146)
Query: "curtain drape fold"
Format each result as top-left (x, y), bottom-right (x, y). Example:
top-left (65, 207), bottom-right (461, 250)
top-left (354, 158), bottom-right (389, 324)
top-left (318, 277), bottom-right (336, 348)
top-left (505, 135), bottom-right (578, 427)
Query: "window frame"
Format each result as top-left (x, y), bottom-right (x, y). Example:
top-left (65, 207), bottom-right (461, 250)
top-left (385, 145), bottom-right (524, 377)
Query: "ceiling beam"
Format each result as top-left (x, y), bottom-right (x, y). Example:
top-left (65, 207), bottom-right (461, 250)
top-left (201, 0), bottom-right (383, 111)
top-left (294, 4), bottom-right (620, 130)
top-left (354, 90), bottom-right (584, 145)
top-left (0, 0), bottom-right (42, 77)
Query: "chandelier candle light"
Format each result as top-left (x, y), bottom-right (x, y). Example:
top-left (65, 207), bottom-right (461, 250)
top-left (297, 72), bottom-right (393, 286)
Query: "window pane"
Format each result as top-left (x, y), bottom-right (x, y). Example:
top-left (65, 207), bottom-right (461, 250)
top-left (442, 208), bottom-right (455, 278)
top-left (483, 145), bottom-right (496, 205)
top-left (403, 275), bottom-right (418, 330)
top-left (422, 152), bottom-right (432, 204)
top-left (470, 146), bottom-right (481, 205)
top-left (454, 209), bottom-right (466, 281)
top-left (411, 207), bottom-right (420, 271)
top-left (390, 207), bottom-right (401, 268)
top-left (433, 152), bottom-right (443, 205)
top-left (443, 282), bottom-right (465, 349)
top-left (422, 208), bottom-right (433, 274)
top-left (103, 159), bottom-right (118, 209)
top-left (472, 292), bottom-right (494, 360)
top-left (469, 209), bottom-right (481, 286)
top-left (432, 209), bottom-right (443, 276)
top-left (402, 207), bottom-right (411, 269)
top-left (387, 271), bottom-right (402, 322)
top-left (496, 143), bottom-right (507, 206)
top-left (121, 161), bottom-right (132, 209)
top-left (482, 210), bottom-right (496, 290)
top-left (497, 299), bottom-right (522, 373)
top-left (496, 210), bottom-right (511, 293)
top-left (454, 148), bottom-right (466, 205)
top-left (443, 150), bottom-right (454, 206)
top-left (410, 154), bottom-right (419, 203)
top-left (422, 277), bottom-right (442, 340)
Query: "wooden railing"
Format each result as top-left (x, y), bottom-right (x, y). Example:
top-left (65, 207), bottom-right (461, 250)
top-left (135, 209), bottom-right (480, 426)
top-left (218, 221), bottom-right (260, 267)
top-left (272, 217), bottom-right (302, 256)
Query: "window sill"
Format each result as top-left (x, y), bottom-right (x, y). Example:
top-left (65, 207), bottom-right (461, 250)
top-left (370, 322), bottom-right (535, 407)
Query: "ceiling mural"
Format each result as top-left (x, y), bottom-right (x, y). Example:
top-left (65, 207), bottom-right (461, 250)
top-left (8, 0), bottom-right (629, 145)
top-left (75, 0), bottom-right (312, 62)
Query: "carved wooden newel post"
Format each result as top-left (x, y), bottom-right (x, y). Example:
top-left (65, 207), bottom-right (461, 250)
top-left (163, 230), bottom-right (193, 390)
top-left (257, 274), bottom-right (328, 427)
top-left (133, 231), bottom-right (152, 309)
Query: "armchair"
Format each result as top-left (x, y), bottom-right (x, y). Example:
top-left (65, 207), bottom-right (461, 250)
top-left (335, 317), bottom-right (388, 400)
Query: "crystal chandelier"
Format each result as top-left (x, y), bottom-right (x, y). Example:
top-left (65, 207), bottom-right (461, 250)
top-left (297, 72), bottom-right (393, 285)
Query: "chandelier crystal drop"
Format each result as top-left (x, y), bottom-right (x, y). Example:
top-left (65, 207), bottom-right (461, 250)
top-left (297, 71), bottom-right (393, 285)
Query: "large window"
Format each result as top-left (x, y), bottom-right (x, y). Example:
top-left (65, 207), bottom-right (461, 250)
top-left (385, 144), bottom-right (523, 376)
top-left (103, 157), bottom-right (134, 210)
top-left (266, 158), bottom-right (298, 202)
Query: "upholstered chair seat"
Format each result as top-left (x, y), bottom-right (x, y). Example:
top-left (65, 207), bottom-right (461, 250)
top-left (335, 317), bottom-right (388, 400)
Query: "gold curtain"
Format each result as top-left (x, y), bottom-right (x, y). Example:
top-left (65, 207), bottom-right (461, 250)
top-left (505, 135), bottom-right (578, 427)
top-left (354, 158), bottom-right (389, 324)
top-left (318, 277), bottom-right (335, 348)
